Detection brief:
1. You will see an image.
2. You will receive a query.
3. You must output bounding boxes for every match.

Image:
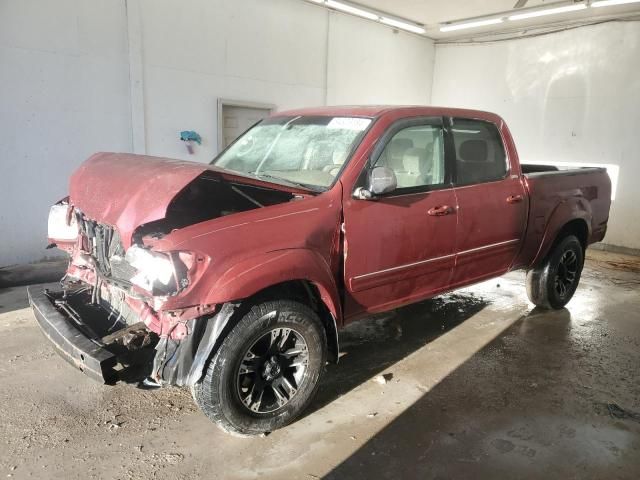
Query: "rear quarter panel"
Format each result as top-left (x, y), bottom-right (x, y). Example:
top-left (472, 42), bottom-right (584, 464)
top-left (515, 169), bottom-right (611, 268)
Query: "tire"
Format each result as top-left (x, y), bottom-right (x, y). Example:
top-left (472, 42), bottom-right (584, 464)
top-left (192, 300), bottom-right (327, 436)
top-left (526, 235), bottom-right (584, 309)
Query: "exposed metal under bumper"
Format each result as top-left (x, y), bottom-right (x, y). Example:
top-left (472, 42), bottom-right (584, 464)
top-left (28, 284), bottom-right (118, 384)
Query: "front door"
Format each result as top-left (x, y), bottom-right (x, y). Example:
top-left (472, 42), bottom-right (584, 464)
top-left (447, 117), bottom-right (528, 287)
top-left (342, 117), bottom-right (458, 319)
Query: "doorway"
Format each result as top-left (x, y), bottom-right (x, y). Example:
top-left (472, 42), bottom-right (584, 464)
top-left (217, 99), bottom-right (275, 152)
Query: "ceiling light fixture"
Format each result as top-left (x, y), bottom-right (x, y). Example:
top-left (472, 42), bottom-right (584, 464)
top-left (325, 0), bottom-right (380, 21)
top-left (380, 17), bottom-right (426, 34)
top-left (591, 0), bottom-right (640, 7)
top-left (508, 3), bottom-right (587, 20)
top-left (440, 18), bottom-right (504, 32)
top-left (306, 1), bottom-right (426, 35)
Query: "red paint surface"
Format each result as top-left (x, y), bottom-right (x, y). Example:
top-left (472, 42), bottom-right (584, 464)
top-left (63, 106), bottom-right (611, 330)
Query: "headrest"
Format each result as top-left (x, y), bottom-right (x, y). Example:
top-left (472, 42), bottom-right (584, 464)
top-left (459, 140), bottom-right (488, 162)
top-left (306, 141), bottom-right (333, 168)
top-left (332, 146), bottom-right (348, 165)
top-left (389, 138), bottom-right (414, 157)
top-left (403, 148), bottom-right (424, 173)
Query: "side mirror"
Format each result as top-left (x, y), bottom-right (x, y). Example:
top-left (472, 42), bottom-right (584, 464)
top-left (353, 166), bottom-right (397, 200)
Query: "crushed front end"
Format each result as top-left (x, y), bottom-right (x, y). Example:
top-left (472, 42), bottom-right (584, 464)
top-left (32, 200), bottom-right (216, 385)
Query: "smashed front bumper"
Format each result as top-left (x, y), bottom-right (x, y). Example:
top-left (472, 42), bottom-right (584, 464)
top-left (28, 284), bottom-right (154, 384)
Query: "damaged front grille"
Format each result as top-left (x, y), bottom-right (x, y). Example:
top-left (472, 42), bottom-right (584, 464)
top-left (83, 219), bottom-right (135, 283)
top-left (98, 287), bottom-right (143, 327)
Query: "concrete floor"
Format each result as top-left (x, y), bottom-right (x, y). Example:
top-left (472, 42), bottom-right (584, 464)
top-left (1, 250), bottom-right (639, 479)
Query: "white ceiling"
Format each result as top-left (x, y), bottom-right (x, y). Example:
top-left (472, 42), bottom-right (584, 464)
top-left (345, 0), bottom-right (640, 39)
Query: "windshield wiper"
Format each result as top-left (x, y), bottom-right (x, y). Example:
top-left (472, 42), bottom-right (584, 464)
top-left (248, 172), bottom-right (321, 192)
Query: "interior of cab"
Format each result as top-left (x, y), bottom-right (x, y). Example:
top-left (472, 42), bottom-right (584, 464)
top-left (214, 115), bottom-right (371, 190)
top-left (450, 118), bottom-right (507, 184)
top-left (375, 125), bottom-right (445, 189)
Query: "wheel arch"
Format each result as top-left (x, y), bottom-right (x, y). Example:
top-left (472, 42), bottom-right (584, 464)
top-left (183, 280), bottom-right (339, 387)
top-left (531, 199), bottom-right (592, 267)
top-left (554, 218), bottom-right (589, 252)
top-left (204, 249), bottom-right (342, 363)
top-left (238, 279), bottom-right (340, 364)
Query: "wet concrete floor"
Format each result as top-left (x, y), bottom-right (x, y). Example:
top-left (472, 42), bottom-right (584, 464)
top-left (0, 250), bottom-right (639, 479)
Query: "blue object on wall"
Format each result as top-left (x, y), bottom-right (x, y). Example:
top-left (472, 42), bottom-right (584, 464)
top-left (180, 130), bottom-right (202, 145)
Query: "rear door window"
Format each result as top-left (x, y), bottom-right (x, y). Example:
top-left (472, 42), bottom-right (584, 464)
top-left (450, 118), bottom-right (507, 185)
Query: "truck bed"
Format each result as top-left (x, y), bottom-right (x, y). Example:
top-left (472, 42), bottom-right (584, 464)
top-left (515, 166), bottom-right (612, 269)
top-left (522, 164), bottom-right (604, 176)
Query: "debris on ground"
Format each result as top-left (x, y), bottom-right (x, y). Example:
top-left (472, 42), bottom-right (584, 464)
top-left (606, 403), bottom-right (640, 423)
top-left (151, 453), bottom-right (184, 464)
top-left (367, 412), bottom-right (378, 418)
top-left (373, 373), bottom-right (393, 385)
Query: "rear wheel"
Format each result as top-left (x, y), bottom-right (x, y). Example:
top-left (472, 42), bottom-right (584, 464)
top-left (192, 300), bottom-right (327, 436)
top-left (526, 235), bottom-right (584, 309)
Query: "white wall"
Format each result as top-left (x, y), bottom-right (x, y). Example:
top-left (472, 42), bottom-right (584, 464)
top-left (0, 0), bottom-right (434, 266)
top-left (326, 12), bottom-right (434, 105)
top-left (0, 0), bottom-right (133, 266)
top-left (140, 0), bottom-right (435, 162)
top-left (432, 21), bottom-right (640, 250)
top-left (140, 0), bottom-right (329, 162)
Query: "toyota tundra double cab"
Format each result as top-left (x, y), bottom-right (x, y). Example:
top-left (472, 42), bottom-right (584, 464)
top-left (29, 106), bottom-right (611, 435)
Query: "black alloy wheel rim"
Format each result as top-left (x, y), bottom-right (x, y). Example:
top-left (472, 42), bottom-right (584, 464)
top-left (236, 326), bottom-right (310, 414)
top-left (555, 249), bottom-right (578, 298)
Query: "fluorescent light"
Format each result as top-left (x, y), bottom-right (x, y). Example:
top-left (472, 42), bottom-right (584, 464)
top-left (508, 4), bottom-right (587, 21)
top-left (380, 17), bottom-right (426, 34)
top-left (592, 0), bottom-right (640, 7)
top-left (440, 18), bottom-right (503, 32)
top-left (310, 0), bottom-right (426, 35)
top-left (326, 1), bottom-right (380, 21)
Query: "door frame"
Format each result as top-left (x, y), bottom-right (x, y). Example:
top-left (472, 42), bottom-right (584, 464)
top-left (342, 116), bottom-right (459, 317)
top-left (354, 115), bottom-right (454, 196)
top-left (216, 98), bottom-right (276, 153)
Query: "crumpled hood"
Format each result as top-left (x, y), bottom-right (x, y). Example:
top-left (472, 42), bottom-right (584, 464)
top-left (69, 152), bottom-right (209, 248)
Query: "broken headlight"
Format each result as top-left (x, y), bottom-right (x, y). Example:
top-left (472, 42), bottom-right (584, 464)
top-left (48, 203), bottom-right (78, 242)
top-left (125, 245), bottom-right (192, 295)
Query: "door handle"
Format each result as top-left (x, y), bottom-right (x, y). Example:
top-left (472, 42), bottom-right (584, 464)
top-left (427, 205), bottom-right (453, 216)
top-left (506, 194), bottom-right (523, 204)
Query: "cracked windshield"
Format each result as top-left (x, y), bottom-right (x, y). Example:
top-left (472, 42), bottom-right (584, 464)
top-left (212, 115), bottom-right (372, 191)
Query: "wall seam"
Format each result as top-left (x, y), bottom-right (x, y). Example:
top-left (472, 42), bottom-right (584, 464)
top-left (125, 0), bottom-right (146, 154)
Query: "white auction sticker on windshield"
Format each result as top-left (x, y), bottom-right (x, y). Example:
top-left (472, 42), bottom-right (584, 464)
top-left (327, 117), bottom-right (371, 131)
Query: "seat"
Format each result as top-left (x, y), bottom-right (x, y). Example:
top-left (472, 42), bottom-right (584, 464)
top-left (457, 139), bottom-right (489, 183)
top-left (324, 145), bottom-right (349, 177)
top-left (378, 138), bottom-right (413, 171)
top-left (305, 141), bottom-right (334, 171)
top-left (396, 147), bottom-right (429, 187)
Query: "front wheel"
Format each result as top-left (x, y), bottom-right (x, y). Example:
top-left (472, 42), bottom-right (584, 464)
top-left (526, 235), bottom-right (584, 309)
top-left (192, 300), bottom-right (327, 436)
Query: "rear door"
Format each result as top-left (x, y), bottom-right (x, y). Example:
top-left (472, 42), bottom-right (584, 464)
top-left (342, 117), bottom-right (458, 318)
top-left (447, 117), bottom-right (527, 287)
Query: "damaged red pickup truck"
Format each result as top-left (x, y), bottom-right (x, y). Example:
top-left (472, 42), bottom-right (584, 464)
top-left (29, 106), bottom-right (611, 435)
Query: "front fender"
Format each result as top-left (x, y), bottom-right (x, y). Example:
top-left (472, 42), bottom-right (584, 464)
top-left (204, 249), bottom-right (343, 325)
